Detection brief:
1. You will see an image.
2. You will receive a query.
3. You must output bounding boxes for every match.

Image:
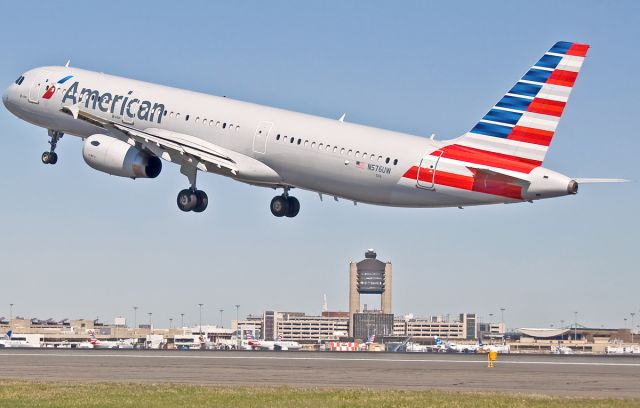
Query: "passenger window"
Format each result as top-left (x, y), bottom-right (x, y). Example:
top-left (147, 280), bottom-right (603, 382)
top-left (164, 111), bottom-right (168, 116)
top-left (276, 134), bottom-right (281, 141)
top-left (195, 117), bottom-right (200, 124)
top-left (311, 142), bottom-right (316, 148)
top-left (236, 126), bottom-right (240, 132)
top-left (393, 159), bottom-right (398, 165)
top-left (340, 148), bottom-right (345, 154)
top-left (333, 147), bottom-right (337, 153)
top-left (297, 139), bottom-right (302, 145)
top-left (210, 120), bottom-right (214, 126)
top-left (348, 150), bottom-right (353, 155)
top-left (385, 157), bottom-right (390, 164)
top-left (305, 140), bottom-right (309, 147)
top-left (319, 143), bottom-right (323, 149)
top-left (176, 113), bottom-right (181, 119)
top-left (370, 154), bottom-right (375, 161)
top-left (223, 123), bottom-right (227, 129)
top-left (290, 137), bottom-right (294, 144)
top-left (185, 115), bottom-right (190, 121)
top-left (355, 151), bottom-right (360, 158)
top-left (216, 121), bottom-right (221, 127)
top-left (378, 156), bottom-right (382, 162)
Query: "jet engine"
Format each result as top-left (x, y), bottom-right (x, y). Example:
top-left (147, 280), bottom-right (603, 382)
top-left (82, 134), bottom-right (162, 179)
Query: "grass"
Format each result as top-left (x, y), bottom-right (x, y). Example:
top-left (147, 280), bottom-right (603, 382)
top-left (0, 381), bottom-right (638, 408)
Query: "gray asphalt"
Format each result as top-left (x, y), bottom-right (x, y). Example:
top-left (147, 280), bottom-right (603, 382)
top-left (1, 349), bottom-right (639, 398)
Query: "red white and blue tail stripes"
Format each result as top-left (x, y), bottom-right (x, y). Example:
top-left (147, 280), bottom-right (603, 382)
top-left (451, 41), bottom-right (589, 173)
top-left (401, 42), bottom-right (589, 200)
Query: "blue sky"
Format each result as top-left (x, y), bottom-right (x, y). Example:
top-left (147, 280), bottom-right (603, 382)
top-left (0, 1), bottom-right (638, 330)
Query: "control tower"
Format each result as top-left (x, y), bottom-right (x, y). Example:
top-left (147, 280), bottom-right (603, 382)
top-left (348, 250), bottom-right (392, 337)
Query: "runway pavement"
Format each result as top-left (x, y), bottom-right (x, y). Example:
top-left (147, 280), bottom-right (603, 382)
top-left (1, 349), bottom-right (639, 397)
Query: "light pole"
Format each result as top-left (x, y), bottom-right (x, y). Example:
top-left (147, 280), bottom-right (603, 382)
top-left (574, 311), bottom-right (578, 341)
top-left (219, 309), bottom-right (224, 328)
top-left (560, 319), bottom-right (565, 341)
top-left (133, 306), bottom-right (138, 337)
top-left (169, 318), bottom-right (173, 329)
top-left (148, 312), bottom-right (152, 332)
top-left (500, 307), bottom-right (506, 332)
top-left (631, 313), bottom-right (636, 344)
top-left (9, 303), bottom-right (13, 329)
top-left (624, 318), bottom-right (628, 330)
top-left (198, 303), bottom-right (204, 334)
top-left (180, 313), bottom-right (185, 329)
top-left (235, 304), bottom-right (241, 349)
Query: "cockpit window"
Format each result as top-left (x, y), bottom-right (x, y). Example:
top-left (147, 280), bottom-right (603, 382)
top-left (15, 76), bottom-right (25, 85)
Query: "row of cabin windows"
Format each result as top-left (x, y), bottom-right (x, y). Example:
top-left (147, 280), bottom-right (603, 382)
top-left (274, 133), bottom-right (399, 166)
top-left (163, 111), bottom-right (241, 132)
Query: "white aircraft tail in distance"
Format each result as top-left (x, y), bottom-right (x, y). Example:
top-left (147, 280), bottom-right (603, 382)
top-left (3, 41), bottom-right (627, 217)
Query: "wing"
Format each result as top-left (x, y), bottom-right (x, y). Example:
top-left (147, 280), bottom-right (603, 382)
top-left (62, 106), bottom-right (239, 176)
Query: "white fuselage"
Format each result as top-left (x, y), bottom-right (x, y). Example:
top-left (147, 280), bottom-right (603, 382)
top-left (3, 66), bottom-right (575, 208)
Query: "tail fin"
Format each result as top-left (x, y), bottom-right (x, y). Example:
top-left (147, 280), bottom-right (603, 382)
top-left (5, 330), bottom-right (12, 340)
top-left (453, 41), bottom-right (589, 172)
top-left (434, 336), bottom-right (442, 346)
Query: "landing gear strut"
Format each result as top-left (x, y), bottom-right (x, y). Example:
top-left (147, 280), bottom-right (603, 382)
top-left (42, 130), bottom-right (63, 165)
top-left (270, 188), bottom-right (300, 218)
top-left (177, 163), bottom-right (208, 213)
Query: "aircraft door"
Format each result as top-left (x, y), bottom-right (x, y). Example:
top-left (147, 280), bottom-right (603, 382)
top-left (28, 76), bottom-right (43, 104)
top-left (252, 121), bottom-right (272, 154)
top-left (416, 150), bottom-right (443, 190)
top-left (123, 100), bottom-right (138, 125)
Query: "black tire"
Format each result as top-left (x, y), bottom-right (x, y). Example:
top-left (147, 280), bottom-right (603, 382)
top-left (41, 152), bottom-right (50, 164)
top-left (49, 152), bottom-right (58, 165)
top-left (286, 196), bottom-right (300, 218)
top-left (177, 189), bottom-right (197, 212)
top-left (270, 196), bottom-right (289, 217)
top-left (193, 190), bottom-right (208, 213)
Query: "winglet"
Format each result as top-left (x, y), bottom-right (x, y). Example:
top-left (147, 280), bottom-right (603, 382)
top-left (65, 60), bottom-right (70, 68)
top-left (338, 113), bottom-right (346, 122)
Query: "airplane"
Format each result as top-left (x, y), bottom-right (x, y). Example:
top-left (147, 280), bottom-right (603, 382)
top-left (87, 329), bottom-right (134, 349)
top-left (0, 330), bottom-right (39, 348)
top-left (2, 41), bottom-right (626, 218)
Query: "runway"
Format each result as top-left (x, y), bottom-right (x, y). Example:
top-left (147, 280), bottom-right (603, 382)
top-left (1, 349), bottom-right (639, 397)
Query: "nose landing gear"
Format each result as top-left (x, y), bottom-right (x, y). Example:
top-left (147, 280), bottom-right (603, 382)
top-left (42, 130), bottom-right (62, 165)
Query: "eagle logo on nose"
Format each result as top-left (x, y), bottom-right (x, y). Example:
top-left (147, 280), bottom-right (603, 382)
top-left (42, 75), bottom-right (74, 100)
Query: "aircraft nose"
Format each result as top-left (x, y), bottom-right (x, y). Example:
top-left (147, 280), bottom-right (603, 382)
top-left (2, 86), bottom-right (9, 108)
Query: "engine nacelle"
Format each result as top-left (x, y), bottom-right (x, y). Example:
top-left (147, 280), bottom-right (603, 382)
top-left (82, 134), bottom-right (162, 179)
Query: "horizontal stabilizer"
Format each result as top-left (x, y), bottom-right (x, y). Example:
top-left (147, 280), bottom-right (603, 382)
top-left (574, 178), bottom-right (630, 183)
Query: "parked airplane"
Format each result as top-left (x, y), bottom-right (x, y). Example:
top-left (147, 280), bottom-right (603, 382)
top-left (87, 330), bottom-right (134, 349)
top-left (3, 42), bottom-right (625, 217)
top-left (0, 330), bottom-right (40, 348)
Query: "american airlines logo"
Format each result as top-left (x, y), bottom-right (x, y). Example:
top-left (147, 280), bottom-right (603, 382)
top-left (62, 81), bottom-right (166, 124)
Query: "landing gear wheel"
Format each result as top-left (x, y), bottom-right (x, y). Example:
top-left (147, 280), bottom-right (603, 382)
top-left (41, 152), bottom-right (51, 164)
top-left (49, 152), bottom-right (58, 165)
top-left (285, 196), bottom-right (300, 218)
top-left (177, 189), bottom-right (197, 212)
top-left (193, 190), bottom-right (208, 213)
top-left (270, 196), bottom-right (289, 217)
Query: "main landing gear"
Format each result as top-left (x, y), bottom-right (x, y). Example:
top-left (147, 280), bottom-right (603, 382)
top-left (177, 188), bottom-right (208, 212)
top-left (42, 130), bottom-right (63, 165)
top-left (177, 163), bottom-right (208, 213)
top-left (270, 189), bottom-right (300, 218)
